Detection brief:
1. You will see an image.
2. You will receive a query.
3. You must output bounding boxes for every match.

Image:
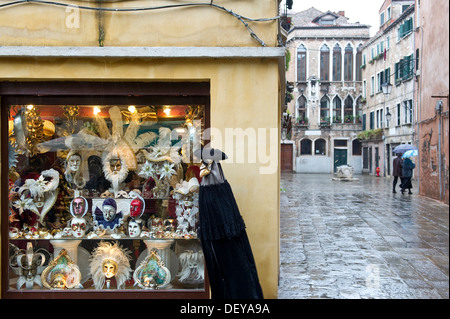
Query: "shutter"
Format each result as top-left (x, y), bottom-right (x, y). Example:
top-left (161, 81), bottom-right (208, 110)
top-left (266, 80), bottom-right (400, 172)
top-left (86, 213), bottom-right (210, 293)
top-left (395, 62), bottom-right (399, 81)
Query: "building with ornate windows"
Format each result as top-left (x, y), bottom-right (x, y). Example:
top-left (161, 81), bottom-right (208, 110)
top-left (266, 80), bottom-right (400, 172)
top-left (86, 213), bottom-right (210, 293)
top-left (360, 0), bottom-right (415, 177)
top-left (285, 8), bottom-right (370, 173)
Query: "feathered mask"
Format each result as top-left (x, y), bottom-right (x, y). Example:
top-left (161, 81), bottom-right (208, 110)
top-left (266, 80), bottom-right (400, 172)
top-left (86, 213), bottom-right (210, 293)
top-left (89, 241), bottom-right (132, 290)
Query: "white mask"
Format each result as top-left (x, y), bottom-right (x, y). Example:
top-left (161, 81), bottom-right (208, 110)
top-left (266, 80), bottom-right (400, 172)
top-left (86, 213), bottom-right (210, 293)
top-left (128, 220), bottom-right (141, 238)
top-left (71, 217), bottom-right (87, 238)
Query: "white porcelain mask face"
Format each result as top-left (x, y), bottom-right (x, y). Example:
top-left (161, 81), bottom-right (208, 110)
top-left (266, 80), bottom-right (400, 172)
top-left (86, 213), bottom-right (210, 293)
top-left (102, 205), bottom-right (116, 222)
top-left (71, 217), bottom-right (87, 238)
top-left (128, 220), bottom-right (141, 238)
top-left (68, 154), bottom-right (81, 172)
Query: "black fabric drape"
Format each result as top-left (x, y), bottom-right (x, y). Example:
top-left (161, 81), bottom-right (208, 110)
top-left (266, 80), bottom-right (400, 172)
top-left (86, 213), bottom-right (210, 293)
top-left (198, 151), bottom-right (263, 299)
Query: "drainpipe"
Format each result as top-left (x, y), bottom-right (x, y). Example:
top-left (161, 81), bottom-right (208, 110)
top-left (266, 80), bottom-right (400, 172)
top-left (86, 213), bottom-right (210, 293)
top-left (436, 100), bottom-right (443, 201)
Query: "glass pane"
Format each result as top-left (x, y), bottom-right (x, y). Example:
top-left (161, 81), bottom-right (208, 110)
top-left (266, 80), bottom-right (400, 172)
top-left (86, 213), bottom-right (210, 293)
top-left (7, 103), bottom-right (206, 293)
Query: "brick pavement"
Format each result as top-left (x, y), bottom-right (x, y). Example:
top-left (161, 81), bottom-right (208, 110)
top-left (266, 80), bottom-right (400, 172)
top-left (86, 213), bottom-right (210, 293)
top-left (278, 173), bottom-right (449, 299)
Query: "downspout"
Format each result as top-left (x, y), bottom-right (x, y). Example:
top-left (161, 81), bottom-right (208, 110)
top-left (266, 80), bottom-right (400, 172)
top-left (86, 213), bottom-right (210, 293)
top-left (437, 100), bottom-right (443, 201)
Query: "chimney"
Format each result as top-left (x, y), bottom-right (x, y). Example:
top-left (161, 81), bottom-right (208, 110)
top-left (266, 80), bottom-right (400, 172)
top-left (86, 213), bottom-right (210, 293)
top-left (337, 11), bottom-right (345, 17)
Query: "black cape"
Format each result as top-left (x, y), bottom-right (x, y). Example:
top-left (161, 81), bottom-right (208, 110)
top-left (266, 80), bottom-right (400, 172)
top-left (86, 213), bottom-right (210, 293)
top-left (198, 149), bottom-right (263, 299)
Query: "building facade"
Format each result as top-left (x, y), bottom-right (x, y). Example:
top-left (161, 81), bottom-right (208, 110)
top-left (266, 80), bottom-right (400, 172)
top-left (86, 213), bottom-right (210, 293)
top-left (285, 8), bottom-right (370, 173)
top-left (0, 0), bottom-right (284, 298)
top-left (414, 0), bottom-right (449, 204)
top-left (360, 0), bottom-right (416, 177)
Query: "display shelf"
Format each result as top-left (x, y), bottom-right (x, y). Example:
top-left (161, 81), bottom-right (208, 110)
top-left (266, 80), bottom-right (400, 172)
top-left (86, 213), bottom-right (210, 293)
top-left (3, 101), bottom-right (208, 298)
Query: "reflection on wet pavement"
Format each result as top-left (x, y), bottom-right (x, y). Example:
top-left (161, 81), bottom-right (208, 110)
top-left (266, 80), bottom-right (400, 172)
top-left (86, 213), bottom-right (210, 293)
top-left (279, 173), bottom-right (449, 299)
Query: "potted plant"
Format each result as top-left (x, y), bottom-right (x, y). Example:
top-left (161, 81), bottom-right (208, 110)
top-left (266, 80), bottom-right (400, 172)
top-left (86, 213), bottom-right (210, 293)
top-left (296, 116), bottom-right (308, 126)
top-left (320, 117), bottom-right (330, 126)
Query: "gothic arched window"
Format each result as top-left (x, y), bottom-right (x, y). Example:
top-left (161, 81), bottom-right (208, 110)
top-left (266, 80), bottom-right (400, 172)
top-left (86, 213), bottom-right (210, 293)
top-left (344, 44), bottom-right (353, 81)
top-left (333, 44), bottom-right (342, 81)
top-left (297, 44), bottom-right (307, 82)
top-left (320, 44), bottom-right (330, 81)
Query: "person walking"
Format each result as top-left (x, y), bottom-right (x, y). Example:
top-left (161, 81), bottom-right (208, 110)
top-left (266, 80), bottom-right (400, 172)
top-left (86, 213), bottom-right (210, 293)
top-left (400, 156), bottom-right (415, 194)
top-left (392, 153), bottom-right (403, 193)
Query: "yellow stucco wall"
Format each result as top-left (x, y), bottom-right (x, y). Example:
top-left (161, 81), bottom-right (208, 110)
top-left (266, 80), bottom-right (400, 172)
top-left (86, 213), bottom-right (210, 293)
top-left (0, 0), bottom-right (282, 299)
top-left (0, 0), bottom-right (279, 47)
top-left (0, 57), bottom-right (281, 299)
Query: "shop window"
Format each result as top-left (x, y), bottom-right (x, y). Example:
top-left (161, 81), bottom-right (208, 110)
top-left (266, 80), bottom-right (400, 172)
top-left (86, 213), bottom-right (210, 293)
top-left (2, 82), bottom-right (210, 298)
top-left (300, 139), bottom-right (312, 155)
top-left (314, 139), bottom-right (326, 155)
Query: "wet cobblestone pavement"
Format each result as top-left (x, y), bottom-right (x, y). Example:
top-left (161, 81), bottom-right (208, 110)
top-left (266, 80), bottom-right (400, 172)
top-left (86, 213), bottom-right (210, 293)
top-left (278, 173), bottom-right (449, 299)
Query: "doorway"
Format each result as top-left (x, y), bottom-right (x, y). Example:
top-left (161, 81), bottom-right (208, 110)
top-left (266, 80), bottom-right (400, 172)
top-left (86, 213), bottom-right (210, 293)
top-left (334, 148), bottom-right (347, 172)
top-left (281, 143), bottom-right (293, 171)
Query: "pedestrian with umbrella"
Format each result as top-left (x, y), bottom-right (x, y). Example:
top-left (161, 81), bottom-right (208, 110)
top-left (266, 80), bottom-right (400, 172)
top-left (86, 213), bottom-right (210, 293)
top-left (392, 152), bottom-right (403, 193)
top-left (400, 149), bottom-right (417, 194)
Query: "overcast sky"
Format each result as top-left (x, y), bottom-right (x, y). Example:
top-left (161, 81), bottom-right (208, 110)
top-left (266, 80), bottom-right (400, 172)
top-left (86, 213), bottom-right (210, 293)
top-left (280, 0), bottom-right (385, 36)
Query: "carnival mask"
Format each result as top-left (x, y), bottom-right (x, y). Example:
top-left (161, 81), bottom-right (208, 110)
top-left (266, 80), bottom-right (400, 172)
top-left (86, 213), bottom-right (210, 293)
top-left (128, 219), bottom-right (141, 238)
top-left (71, 197), bottom-right (86, 216)
top-left (51, 273), bottom-right (67, 289)
top-left (34, 193), bottom-right (45, 208)
top-left (103, 205), bottom-right (117, 222)
top-left (130, 198), bottom-right (144, 218)
top-left (109, 159), bottom-right (121, 174)
top-left (102, 259), bottom-right (118, 279)
top-left (71, 217), bottom-right (87, 238)
top-left (68, 154), bottom-right (82, 172)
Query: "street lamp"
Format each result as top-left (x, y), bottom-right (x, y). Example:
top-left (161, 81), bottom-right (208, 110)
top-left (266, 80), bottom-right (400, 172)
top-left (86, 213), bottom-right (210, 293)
top-left (382, 82), bottom-right (393, 127)
top-left (381, 82), bottom-right (392, 95)
top-left (385, 109), bottom-right (392, 123)
top-left (382, 82), bottom-right (393, 178)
